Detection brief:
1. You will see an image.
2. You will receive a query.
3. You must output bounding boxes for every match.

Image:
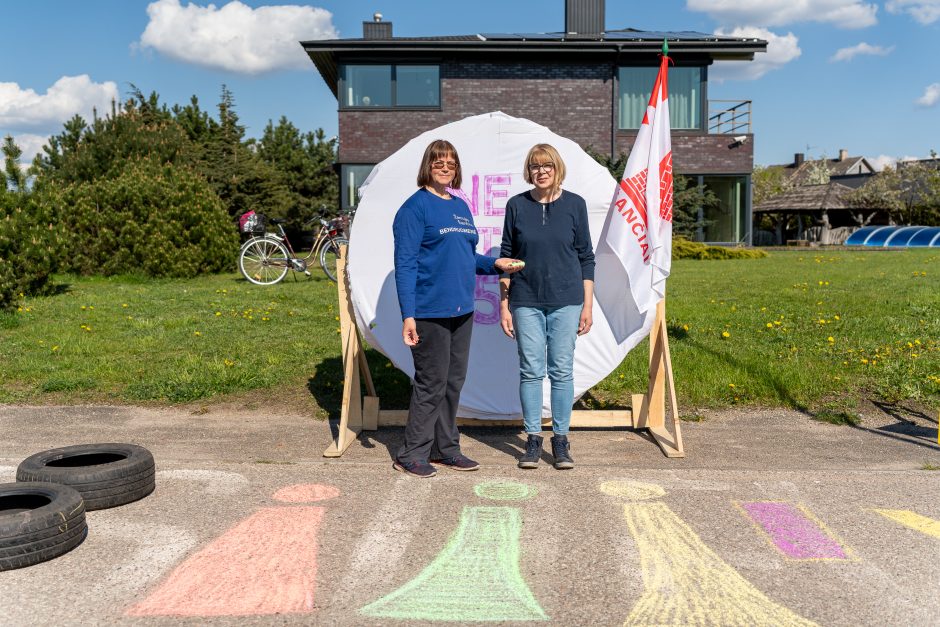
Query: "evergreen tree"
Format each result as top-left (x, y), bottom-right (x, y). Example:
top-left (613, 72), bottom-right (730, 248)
top-left (2, 135), bottom-right (26, 192)
top-left (194, 86), bottom-right (290, 220)
top-left (257, 117), bottom-right (338, 227)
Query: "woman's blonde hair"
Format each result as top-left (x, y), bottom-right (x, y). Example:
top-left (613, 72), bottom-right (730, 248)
top-left (416, 139), bottom-right (462, 189)
top-left (523, 143), bottom-right (566, 198)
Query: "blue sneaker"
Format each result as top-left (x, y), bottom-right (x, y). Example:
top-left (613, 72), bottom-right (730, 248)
top-left (431, 454), bottom-right (480, 471)
top-left (393, 459), bottom-right (437, 478)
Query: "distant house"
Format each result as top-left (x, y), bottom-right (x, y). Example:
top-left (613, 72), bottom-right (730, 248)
top-left (766, 150), bottom-right (876, 189)
top-left (302, 0), bottom-right (767, 244)
top-left (753, 149), bottom-right (884, 245)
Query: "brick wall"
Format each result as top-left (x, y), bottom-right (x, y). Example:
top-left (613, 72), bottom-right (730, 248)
top-left (338, 60), bottom-right (753, 176)
top-left (339, 61), bottom-right (613, 163)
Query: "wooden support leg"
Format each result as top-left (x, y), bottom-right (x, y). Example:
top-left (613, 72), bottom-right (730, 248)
top-left (646, 300), bottom-right (684, 458)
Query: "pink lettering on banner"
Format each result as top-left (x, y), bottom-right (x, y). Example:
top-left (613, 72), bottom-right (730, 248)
top-left (474, 275), bottom-right (500, 325)
top-left (484, 175), bottom-right (510, 216)
top-left (476, 226), bottom-right (503, 256)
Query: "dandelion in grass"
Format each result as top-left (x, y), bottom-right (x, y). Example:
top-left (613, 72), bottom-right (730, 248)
top-left (215, 312), bottom-right (222, 316)
top-left (224, 359), bottom-right (235, 367)
top-left (722, 331), bottom-right (730, 338)
top-left (682, 324), bottom-right (689, 331)
top-left (122, 304), bottom-right (128, 308)
top-left (766, 323), bottom-right (773, 328)
top-left (194, 331), bottom-right (201, 336)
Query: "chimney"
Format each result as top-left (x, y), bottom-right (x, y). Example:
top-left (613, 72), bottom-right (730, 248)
top-left (565, 0), bottom-right (605, 37)
top-left (794, 153), bottom-right (804, 166)
top-left (363, 12), bottom-right (392, 39)
top-left (838, 148), bottom-right (848, 162)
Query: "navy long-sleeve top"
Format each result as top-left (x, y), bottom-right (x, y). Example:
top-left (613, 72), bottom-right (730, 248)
top-left (393, 188), bottom-right (498, 320)
top-left (499, 189), bottom-right (595, 308)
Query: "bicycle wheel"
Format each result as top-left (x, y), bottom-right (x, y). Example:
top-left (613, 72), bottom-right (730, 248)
top-left (239, 237), bottom-right (290, 285)
top-left (319, 237), bottom-right (348, 283)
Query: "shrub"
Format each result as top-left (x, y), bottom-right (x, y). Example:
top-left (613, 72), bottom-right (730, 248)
top-left (0, 192), bottom-right (63, 310)
top-left (49, 156), bottom-right (239, 277)
top-left (672, 238), bottom-right (768, 260)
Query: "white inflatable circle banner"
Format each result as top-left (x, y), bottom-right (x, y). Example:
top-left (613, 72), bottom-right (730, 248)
top-left (349, 112), bottom-right (654, 420)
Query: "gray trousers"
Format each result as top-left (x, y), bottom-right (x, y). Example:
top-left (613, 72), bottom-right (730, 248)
top-left (397, 313), bottom-right (473, 464)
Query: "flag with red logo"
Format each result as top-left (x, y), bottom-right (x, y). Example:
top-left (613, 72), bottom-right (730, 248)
top-left (605, 53), bottom-right (673, 314)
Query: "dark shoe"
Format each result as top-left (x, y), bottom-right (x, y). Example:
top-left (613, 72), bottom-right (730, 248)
top-left (518, 434), bottom-right (544, 469)
top-left (550, 435), bottom-right (574, 469)
top-left (393, 459), bottom-right (437, 478)
top-left (431, 454), bottom-right (480, 471)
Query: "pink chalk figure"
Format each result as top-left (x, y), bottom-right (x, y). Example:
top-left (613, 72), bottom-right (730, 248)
top-left (127, 484), bottom-right (340, 617)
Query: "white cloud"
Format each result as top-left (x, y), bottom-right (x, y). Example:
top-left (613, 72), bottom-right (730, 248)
top-left (710, 27), bottom-right (801, 82)
top-left (687, 0), bottom-right (878, 29)
top-left (916, 83), bottom-right (940, 107)
top-left (886, 0), bottom-right (940, 24)
top-left (868, 154), bottom-right (929, 170)
top-left (139, 0), bottom-right (337, 75)
top-left (0, 75), bottom-right (118, 131)
top-left (829, 42), bottom-right (894, 62)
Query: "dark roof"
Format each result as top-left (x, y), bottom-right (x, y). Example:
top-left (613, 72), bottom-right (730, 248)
top-left (753, 182), bottom-right (856, 213)
top-left (302, 28), bottom-right (767, 97)
top-left (766, 156), bottom-right (876, 186)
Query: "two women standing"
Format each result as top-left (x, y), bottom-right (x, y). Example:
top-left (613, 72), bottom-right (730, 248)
top-left (392, 140), bottom-right (593, 476)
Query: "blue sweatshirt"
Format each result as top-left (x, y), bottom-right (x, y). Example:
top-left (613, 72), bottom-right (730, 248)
top-left (500, 189), bottom-right (595, 308)
top-left (393, 188), bottom-right (498, 320)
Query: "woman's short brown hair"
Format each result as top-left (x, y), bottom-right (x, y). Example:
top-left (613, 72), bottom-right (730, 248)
top-left (523, 143), bottom-right (566, 198)
top-left (416, 139), bottom-right (462, 189)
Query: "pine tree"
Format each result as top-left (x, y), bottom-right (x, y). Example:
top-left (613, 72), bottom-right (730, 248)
top-left (2, 135), bottom-right (26, 192)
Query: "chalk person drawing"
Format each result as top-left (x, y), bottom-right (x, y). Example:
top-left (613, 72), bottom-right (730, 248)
top-left (598, 480), bottom-right (818, 626)
top-left (359, 480), bottom-right (548, 621)
top-left (127, 484), bottom-right (340, 617)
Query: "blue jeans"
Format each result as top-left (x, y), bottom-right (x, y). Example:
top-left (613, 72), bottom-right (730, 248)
top-left (511, 304), bottom-right (582, 436)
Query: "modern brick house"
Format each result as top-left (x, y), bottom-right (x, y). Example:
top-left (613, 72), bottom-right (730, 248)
top-left (303, 0), bottom-right (766, 244)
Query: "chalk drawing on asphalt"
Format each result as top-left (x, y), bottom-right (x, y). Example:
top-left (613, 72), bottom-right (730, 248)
top-left (874, 509), bottom-right (940, 539)
top-left (126, 483), bottom-right (339, 617)
top-left (599, 480), bottom-right (819, 626)
top-left (359, 481), bottom-right (547, 622)
top-left (474, 480), bottom-right (537, 501)
top-left (738, 502), bottom-right (855, 561)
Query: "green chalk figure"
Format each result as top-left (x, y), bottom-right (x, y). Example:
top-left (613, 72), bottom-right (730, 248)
top-left (359, 482), bottom-right (547, 622)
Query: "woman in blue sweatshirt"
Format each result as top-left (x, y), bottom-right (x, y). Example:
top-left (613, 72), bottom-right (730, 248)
top-left (499, 143), bottom-right (595, 470)
top-left (392, 139), bottom-right (521, 478)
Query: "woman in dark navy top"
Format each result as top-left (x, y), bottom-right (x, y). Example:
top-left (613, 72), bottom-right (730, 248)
top-left (392, 139), bottom-right (521, 478)
top-left (499, 143), bottom-right (595, 470)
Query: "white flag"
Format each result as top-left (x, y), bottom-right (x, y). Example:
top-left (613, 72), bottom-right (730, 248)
top-left (604, 55), bottom-right (673, 314)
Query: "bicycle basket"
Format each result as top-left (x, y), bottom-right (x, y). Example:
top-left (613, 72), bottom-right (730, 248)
top-left (239, 211), bottom-right (265, 234)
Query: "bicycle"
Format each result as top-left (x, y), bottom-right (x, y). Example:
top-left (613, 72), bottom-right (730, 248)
top-left (238, 212), bottom-right (349, 285)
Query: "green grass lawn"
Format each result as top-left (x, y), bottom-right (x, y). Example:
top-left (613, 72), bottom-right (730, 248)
top-left (2, 249), bottom-right (937, 420)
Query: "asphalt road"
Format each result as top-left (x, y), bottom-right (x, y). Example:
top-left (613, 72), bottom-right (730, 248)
top-left (1, 403), bottom-right (938, 626)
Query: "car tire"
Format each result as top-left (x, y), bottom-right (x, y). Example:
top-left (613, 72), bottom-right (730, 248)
top-left (0, 482), bottom-right (87, 571)
top-left (16, 443), bottom-right (155, 511)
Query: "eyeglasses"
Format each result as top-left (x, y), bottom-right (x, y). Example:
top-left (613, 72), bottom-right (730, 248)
top-left (431, 160), bottom-right (458, 170)
top-left (528, 163), bottom-right (555, 173)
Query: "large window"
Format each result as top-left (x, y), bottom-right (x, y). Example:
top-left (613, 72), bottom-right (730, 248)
top-left (701, 175), bottom-right (748, 243)
top-left (340, 65), bottom-right (440, 108)
top-left (619, 66), bottom-right (703, 130)
top-left (341, 164), bottom-right (375, 210)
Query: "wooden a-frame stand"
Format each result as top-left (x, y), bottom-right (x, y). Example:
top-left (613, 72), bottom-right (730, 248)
top-left (323, 246), bottom-right (684, 458)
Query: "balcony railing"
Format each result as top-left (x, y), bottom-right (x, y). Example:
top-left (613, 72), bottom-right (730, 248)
top-left (708, 100), bottom-right (751, 135)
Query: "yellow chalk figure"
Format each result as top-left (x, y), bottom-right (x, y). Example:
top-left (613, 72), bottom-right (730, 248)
top-left (874, 509), bottom-right (940, 539)
top-left (599, 480), bottom-right (818, 627)
top-left (359, 481), bottom-right (547, 622)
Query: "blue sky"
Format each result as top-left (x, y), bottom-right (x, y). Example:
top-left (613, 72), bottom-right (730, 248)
top-left (1, 0), bottom-right (937, 169)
